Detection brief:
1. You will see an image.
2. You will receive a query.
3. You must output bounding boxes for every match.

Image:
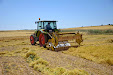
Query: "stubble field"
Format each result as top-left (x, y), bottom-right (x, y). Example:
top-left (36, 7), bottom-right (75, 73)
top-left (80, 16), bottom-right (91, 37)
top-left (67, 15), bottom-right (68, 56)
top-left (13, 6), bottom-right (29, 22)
top-left (0, 25), bottom-right (113, 75)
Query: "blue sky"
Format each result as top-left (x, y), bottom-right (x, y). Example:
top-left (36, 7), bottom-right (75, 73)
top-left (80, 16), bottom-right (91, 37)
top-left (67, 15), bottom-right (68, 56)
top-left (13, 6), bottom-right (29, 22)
top-left (0, 0), bottom-right (113, 30)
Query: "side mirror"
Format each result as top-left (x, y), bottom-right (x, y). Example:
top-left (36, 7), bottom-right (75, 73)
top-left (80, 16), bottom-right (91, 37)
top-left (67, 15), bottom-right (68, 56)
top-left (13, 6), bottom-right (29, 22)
top-left (35, 22), bottom-right (36, 24)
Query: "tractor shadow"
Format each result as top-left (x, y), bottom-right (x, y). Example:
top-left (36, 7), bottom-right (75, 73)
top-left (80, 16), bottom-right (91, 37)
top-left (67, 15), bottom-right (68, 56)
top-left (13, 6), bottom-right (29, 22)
top-left (55, 45), bottom-right (79, 52)
top-left (34, 43), bottom-right (82, 52)
top-left (35, 43), bottom-right (40, 46)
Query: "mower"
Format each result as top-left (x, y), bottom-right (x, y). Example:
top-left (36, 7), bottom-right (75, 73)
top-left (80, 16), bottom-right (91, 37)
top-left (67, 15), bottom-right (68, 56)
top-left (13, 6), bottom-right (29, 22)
top-left (30, 18), bottom-right (83, 51)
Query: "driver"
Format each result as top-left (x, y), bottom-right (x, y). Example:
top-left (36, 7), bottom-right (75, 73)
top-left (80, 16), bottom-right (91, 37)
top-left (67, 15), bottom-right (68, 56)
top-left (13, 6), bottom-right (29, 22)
top-left (46, 23), bottom-right (52, 30)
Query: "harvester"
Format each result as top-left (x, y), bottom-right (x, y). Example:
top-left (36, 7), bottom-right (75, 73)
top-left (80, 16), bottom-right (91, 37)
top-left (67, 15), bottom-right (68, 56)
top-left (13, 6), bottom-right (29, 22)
top-left (30, 18), bottom-right (83, 51)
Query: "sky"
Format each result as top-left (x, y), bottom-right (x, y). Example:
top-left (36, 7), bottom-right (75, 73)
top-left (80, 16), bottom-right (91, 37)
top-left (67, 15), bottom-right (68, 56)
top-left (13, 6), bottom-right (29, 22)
top-left (0, 0), bottom-right (113, 30)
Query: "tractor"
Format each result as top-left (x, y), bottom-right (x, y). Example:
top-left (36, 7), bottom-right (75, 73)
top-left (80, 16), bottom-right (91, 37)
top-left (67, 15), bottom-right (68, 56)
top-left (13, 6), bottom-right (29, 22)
top-left (30, 18), bottom-right (83, 51)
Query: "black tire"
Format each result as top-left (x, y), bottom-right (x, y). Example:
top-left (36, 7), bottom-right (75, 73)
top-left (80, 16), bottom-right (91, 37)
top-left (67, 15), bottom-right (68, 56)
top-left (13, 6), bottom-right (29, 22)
top-left (30, 35), bottom-right (36, 45)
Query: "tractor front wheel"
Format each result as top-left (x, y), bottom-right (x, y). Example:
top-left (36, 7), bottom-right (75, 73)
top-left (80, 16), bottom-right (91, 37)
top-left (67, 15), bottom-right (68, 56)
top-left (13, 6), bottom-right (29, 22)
top-left (30, 35), bottom-right (36, 45)
top-left (39, 33), bottom-right (47, 48)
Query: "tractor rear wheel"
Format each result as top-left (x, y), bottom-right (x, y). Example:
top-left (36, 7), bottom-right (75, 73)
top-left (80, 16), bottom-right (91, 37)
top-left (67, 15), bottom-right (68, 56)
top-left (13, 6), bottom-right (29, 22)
top-left (30, 35), bottom-right (36, 45)
top-left (39, 33), bottom-right (47, 48)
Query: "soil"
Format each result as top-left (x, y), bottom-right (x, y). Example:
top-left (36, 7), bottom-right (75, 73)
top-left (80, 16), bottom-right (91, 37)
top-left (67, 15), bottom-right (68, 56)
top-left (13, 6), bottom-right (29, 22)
top-left (0, 56), bottom-right (42, 75)
top-left (0, 31), bottom-right (113, 75)
top-left (37, 50), bottom-right (113, 75)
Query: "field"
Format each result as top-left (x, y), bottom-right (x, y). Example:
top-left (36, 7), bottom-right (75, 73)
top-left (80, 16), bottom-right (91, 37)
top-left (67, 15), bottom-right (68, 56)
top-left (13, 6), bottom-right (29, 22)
top-left (0, 25), bottom-right (113, 75)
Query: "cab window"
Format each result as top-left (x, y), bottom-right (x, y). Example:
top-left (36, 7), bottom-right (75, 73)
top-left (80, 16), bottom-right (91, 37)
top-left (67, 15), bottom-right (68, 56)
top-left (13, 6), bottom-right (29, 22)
top-left (44, 22), bottom-right (57, 30)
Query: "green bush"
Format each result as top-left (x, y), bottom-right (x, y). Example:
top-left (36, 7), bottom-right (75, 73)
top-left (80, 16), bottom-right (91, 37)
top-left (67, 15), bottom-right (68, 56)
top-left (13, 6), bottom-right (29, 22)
top-left (88, 29), bottom-right (113, 35)
top-left (61, 29), bottom-right (113, 35)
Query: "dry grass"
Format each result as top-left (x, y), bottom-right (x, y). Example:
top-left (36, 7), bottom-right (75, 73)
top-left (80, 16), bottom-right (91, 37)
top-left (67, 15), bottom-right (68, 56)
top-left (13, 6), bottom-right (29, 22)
top-left (0, 52), bottom-right (6, 55)
top-left (0, 29), bottom-right (113, 75)
top-left (63, 34), bottom-right (113, 65)
top-left (0, 30), bottom-right (34, 37)
top-left (29, 58), bottom-right (49, 67)
top-left (35, 58), bottom-right (49, 66)
top-left (25, 51), bottom-right (37, 58)
top-left (62, 25), bottom-right (113, 30)
top-left (54, 67), bottom-right (66, 75)
top-left (107, 39), bottom-right (113, 43)
top-left (26, 51), bottom-right (89, 75)
top-left (61, 25), bottom-right (113, 35)
top-left (34, 64), bottom-right (46, 72)
top-left (63, 69), bottom-right (89, 75)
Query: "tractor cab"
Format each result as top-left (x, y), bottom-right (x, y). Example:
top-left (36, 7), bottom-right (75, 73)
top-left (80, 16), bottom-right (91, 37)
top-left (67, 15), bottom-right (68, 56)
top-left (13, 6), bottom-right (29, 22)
top-left (35, 21), bottom-right (57, 31)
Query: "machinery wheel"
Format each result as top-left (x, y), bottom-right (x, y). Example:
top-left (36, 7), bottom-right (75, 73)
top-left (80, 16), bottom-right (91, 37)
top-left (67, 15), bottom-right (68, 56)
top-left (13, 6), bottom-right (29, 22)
top-left (30, 35), bottom-right (36, 45)
top-left (39, 33), bottom-right (47, 48)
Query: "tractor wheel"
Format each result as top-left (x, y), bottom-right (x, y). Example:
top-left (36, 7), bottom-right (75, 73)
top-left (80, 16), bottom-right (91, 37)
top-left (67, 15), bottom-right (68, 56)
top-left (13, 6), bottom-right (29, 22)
top-left (39, 33), bottom-right (47, 48)
top-left (30, 35), bottom-right (36, 45)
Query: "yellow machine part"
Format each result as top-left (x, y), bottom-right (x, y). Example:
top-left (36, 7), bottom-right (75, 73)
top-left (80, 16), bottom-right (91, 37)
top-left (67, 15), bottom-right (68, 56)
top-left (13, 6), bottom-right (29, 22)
top-left (75, 33), bottom-right (83, 45)
top-left (46, 32), bottom-right (83, 51)
top-left (47, 32), bottom-right (59, 51)
top-left (57, 32), bottom-right (83, 45)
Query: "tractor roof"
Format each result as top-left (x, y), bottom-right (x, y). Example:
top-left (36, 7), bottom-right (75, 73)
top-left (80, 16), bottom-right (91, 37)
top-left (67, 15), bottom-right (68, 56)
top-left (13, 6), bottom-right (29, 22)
top-left (35, 20), bottom-right (58, 23)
